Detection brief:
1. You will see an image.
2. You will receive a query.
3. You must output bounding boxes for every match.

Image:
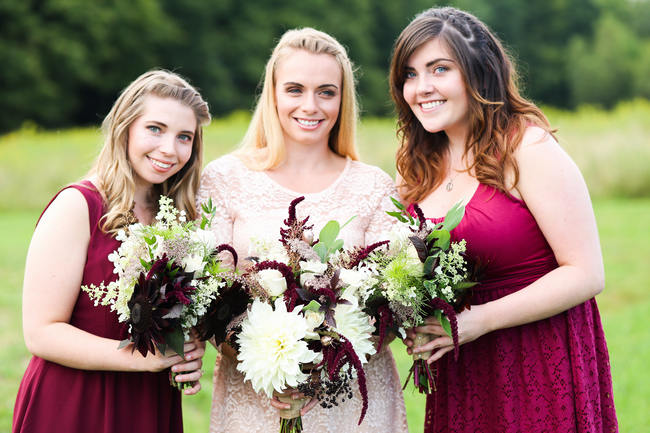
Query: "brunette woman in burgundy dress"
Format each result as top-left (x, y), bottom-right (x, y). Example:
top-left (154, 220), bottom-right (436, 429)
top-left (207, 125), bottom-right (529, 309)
top-left (13, 70), bottom-right (209, 433)
top-left (389, 7), bottom-right (618, 433)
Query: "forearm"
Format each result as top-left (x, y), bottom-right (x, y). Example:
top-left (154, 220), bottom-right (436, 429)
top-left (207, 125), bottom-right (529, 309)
top-left (25, 322), bottom-right (152, 372)
top-left (480, 264), bottom-right (604, 333)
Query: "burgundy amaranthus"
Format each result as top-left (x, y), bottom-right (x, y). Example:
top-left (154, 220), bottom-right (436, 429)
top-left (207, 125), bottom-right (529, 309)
top-left (346, 240), bottom-right (389, 269)
top-left (320, 336), bottom-right (369, 425)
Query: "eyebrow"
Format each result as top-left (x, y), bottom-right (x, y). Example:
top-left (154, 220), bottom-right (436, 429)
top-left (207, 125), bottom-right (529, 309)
top-left (405, 57), bottom-right (456, 69)
top-left (282, 81), bottom-right (339, 90)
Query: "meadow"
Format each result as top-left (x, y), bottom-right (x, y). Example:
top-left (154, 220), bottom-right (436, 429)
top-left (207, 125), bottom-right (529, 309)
top-left (1, 100), bottom-right (649, 432)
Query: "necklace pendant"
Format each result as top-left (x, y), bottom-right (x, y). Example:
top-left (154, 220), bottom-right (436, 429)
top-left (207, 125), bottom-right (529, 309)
top-left (446, 180), bottom-right (453, 192)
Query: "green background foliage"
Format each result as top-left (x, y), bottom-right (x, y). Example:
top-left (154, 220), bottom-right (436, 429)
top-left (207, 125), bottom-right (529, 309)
top-left (2, 0), bottom-right (650, 133)
top-left (1, 106), bottom-right (649, 431)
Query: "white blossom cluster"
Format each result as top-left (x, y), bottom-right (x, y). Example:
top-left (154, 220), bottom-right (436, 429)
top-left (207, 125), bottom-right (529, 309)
top-left (82, 196), bottom-right (227, 338)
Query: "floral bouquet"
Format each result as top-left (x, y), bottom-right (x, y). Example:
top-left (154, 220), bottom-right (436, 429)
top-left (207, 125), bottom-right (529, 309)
top-left (82, 197), bottom-right (249, 388)
top-left (234, 197), bottom-right (379, 433)
top-left (361, 198), bottom-right (476, 394)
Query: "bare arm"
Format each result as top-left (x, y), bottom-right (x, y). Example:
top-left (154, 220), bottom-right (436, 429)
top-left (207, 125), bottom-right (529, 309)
top-left (410, 127), bottom-right (604, 361)
top-left (22, 188), bottom-right (201, 378)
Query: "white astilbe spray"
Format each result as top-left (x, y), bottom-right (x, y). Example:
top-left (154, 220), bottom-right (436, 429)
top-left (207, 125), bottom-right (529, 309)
top-left (237, 298), bottom-right (321, 397)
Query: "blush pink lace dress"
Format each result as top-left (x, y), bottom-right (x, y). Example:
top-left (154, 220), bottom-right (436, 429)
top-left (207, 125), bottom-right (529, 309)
top-left (197, 154), bottom-right (408, 433)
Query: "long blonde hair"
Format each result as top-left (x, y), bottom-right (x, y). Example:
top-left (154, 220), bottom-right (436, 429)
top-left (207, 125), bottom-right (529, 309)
top-left (235, 27), bottom-right (359, 170)
top-left (88, 69), bottom-right (210, 233)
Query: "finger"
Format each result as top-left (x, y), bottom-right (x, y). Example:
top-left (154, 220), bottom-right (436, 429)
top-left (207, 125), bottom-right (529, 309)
top-left (183, 345), bottom-right (206, 361)
top-left (174, 368), bottom-right (203, 383)
top-left (403, 338), bottom-right (413, 347)
top-left (412, 336), bottom-right (451, 354)
top-left (182, 342), bottom-right (197, 354)
top-left (290, 391), bottom-right (306, 399)
top-left (405, 329), bottom-right (416, 339)
top-left (172, 358), bottom-right (202, 373)
top-left (300, 397), bottom-right (319, 416)
top-left (427, 345), bottom-right (453, 364)
top-left (423, 316), bottom-right (442, 325)
top-left (270, 398), bottom-right (291, 410)
top-left (183, 380), bottom-right (202, 396)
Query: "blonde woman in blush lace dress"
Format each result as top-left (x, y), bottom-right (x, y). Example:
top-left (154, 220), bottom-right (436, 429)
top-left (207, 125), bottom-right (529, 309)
top-left (197, 28), bottom-right (408, 433)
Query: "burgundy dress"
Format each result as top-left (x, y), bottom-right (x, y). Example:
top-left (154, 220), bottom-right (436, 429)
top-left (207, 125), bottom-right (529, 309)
top-left (13, 182), bottom-right (183, 433)
top-left (422, 184), bottom-right (618, 433)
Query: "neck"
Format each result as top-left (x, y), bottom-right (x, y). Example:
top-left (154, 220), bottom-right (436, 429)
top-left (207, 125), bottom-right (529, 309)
top-left (278, 140), bottom-right (340, 173)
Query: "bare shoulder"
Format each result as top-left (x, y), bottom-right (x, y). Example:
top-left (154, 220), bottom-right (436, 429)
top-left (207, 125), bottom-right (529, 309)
top-left (35, 187), bottom-right (90, 240)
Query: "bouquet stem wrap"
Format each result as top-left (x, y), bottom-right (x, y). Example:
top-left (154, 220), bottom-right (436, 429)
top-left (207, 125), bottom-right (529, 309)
top-left (412, 332), bottom-right (433, 361)
top-left (274, 390), bottom-right (308, 433)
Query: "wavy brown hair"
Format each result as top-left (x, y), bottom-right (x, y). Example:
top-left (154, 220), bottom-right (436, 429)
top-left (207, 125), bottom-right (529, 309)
top-left (88, 70), bottom-right (210, 233)
top-left (389, 7), bottom-right (555, 204)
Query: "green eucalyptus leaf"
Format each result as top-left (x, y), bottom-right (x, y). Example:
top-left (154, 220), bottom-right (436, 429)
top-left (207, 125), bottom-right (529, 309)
top-left (165, 328), bottom-right (185, 357)
top-left (386, 211), bottom-right (408, 223)
top-left (442, 202), bottom-right (465, 231)
top-left (144, 236), bottom-right (156, 246)
top-left (331, 239), bottom-right (344, 252)
top-left (117, 338), bottom-right (131, 350)
top-left (433, 230), bottom-right (451, 251)
top-left (302, 300), bottom-right (322, 312)
top-left (440, 314), bottom-right (452, 337)
top-left (313, 243), bottom-right (328, 262)
top-left (390, 196), bottom-right (406, 210)
top-left (453, 281), bottom-right (478, 290)
top-left (318, 220), bottom-right (340, 244)
top-left (423, 255), bottom-right (438, 275)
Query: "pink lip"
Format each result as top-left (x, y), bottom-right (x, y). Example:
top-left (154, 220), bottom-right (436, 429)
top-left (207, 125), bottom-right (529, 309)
top-left (294, 118), bottom-right (323, 130)
top-left (147, 156), bottom-right (175, 173)
top-left (418, 100), bottom-right (445, 113)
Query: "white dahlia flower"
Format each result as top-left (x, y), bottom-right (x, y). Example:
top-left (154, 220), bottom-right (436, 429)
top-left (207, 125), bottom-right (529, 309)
top-left (237, 298), bottom-right (320, 397)
top-left (332, 301), bottom-right (377, 364)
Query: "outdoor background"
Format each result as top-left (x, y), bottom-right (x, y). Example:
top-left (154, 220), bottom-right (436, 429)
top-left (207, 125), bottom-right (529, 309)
top-left (1, 0), bottom-right (649, 432)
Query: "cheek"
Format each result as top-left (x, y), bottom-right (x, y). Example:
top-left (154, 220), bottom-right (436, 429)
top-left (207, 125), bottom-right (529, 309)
top-left (178, 144), bottom-right (193, 166)
top-left (402, 82), bottom-right (416, 105)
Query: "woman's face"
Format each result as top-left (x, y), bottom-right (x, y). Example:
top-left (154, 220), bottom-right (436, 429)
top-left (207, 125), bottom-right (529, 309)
top-left (274, 49), bottom-right (342, 149)
top-left (402, 38), bottom-right (470, 142)
top-left (127, 95), bottom-right (196, 189)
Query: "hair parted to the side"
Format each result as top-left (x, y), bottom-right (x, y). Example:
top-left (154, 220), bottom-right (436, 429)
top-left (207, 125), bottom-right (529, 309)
top-left (88, 69), bottom-right (211, 234)
top-left (235, 27), bottom-right (359, 170)
top-left (389, 7), bottom-right (555, 204)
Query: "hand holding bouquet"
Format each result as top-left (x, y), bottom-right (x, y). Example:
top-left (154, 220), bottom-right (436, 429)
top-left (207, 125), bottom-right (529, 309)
top-left (364, 198), bottom-right (476, 394)
top-left (83, 197), bottom-right (249, 388)
top-left (234, 197), bottom-right (378, 433)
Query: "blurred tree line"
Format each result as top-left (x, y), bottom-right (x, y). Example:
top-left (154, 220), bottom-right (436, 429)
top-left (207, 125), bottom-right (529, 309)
top-left (1, 0), bottom-right (649, 134)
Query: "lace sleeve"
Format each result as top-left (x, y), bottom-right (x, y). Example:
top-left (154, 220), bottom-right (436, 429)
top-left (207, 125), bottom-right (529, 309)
top-left (197, 158), bottom-right (235, 265)
top-left (365, 169), bottom-right (399, 245)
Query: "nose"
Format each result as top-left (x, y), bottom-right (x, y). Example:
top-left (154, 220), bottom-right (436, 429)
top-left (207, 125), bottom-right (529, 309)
top-left (416, 74), bottom-right (435, 96)
top-left (158, 133), bottom-right (177, 157)
top-left (300, 91), bottom-right (318, 113)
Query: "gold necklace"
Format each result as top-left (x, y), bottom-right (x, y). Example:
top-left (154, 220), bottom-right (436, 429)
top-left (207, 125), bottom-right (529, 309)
top-left (445, 171), bottom-right (460, 192)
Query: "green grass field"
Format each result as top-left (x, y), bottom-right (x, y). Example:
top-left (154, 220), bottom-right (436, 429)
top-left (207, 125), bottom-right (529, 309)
top-left (1, 102), bottom-right (649, 431)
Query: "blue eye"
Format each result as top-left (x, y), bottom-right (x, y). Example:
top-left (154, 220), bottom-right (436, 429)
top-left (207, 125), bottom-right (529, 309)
top-left (321, 89), bottom-right (336, 97)
top-left (405, 70), bottom-right (416, 79)
top-left (147, 125), bottom-right (161, 133)
top-left (434, 66), bottom-right (448, 74)
top-left (287, 87), bottom-right (301, 94)
top-left (178, 134), bottom-right (192, 143)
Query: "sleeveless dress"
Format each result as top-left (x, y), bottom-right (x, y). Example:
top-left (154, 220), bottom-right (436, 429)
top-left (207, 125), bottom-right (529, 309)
top-left (13, 181), bottom-right (183, 433)
top-left (197, 154), bottom-right (409, 433)
top-left (421, 184), bottom-right (618, 433)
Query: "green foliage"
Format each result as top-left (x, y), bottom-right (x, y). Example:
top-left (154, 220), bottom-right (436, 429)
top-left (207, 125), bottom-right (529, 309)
top-left (3, 0), bottom-right (650, 133)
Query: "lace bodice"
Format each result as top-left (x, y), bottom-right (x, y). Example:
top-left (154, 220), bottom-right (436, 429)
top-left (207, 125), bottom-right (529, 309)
top-left (197, 154), bottom-right (408, 433)
top-left (197, 154), bottom-right (398, 261)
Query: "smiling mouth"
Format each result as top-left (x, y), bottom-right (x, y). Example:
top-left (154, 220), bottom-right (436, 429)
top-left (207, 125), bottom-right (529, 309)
top-left (295, 118), bottom-right (322, 129)
top-left (420, 100), bottom-right (445, 111)
top-left (147, 156), bottom-right (174, 170)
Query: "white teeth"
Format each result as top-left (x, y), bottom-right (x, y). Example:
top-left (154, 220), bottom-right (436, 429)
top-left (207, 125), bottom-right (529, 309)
top-left (150, 158), bottom-right (172, 169)
top-left (296, 118), bottom-right (320, 127)
top-left (421, 100), bottom-right (444, 109)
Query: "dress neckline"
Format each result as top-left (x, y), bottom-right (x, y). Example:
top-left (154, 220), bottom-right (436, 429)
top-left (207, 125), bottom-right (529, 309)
top-left (426, 182), bottom-right (483, 222)
top-left (261, 157), bottom-right (352, 197)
